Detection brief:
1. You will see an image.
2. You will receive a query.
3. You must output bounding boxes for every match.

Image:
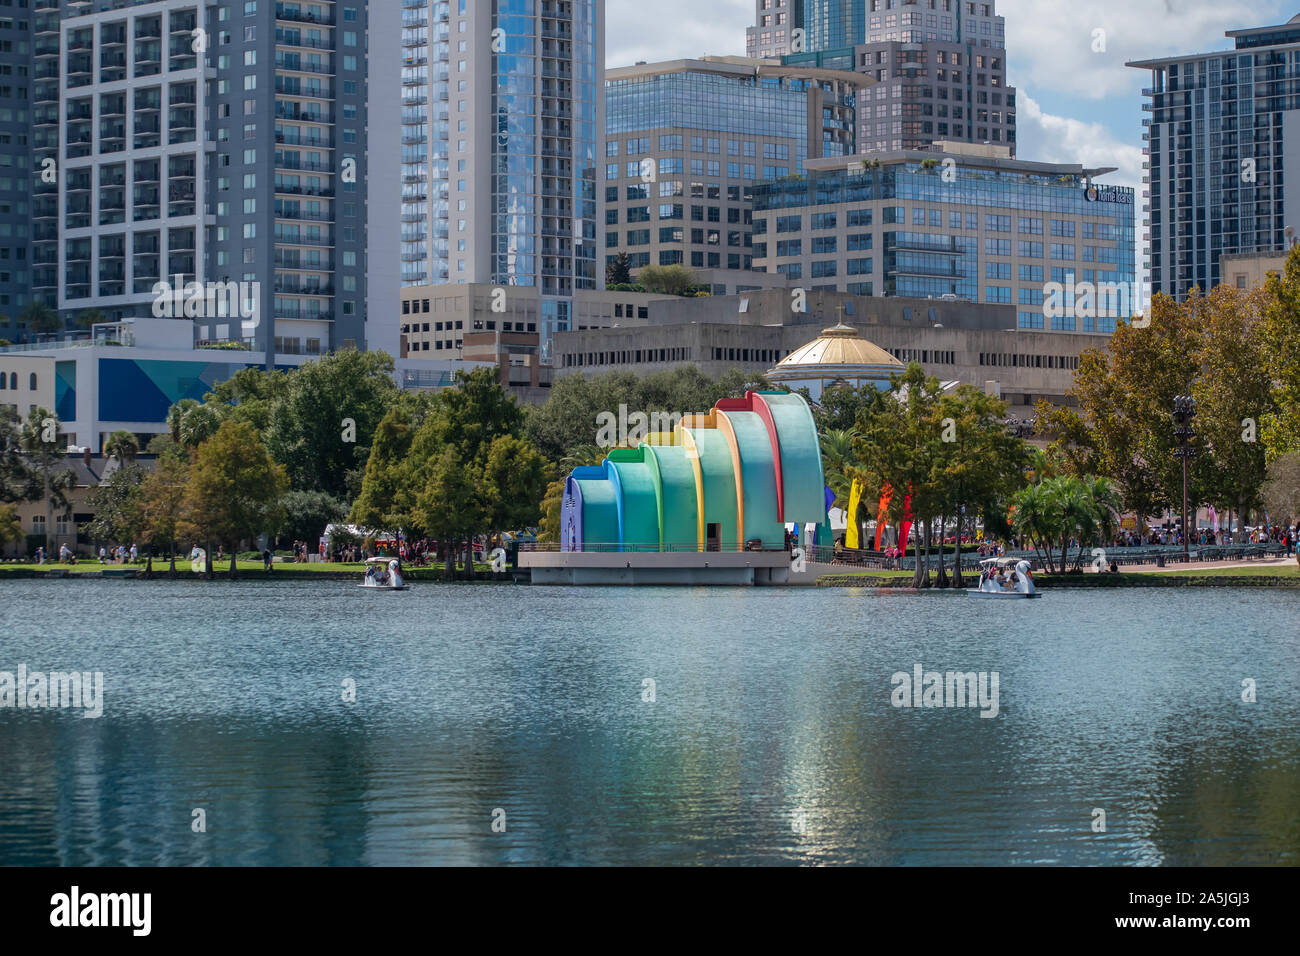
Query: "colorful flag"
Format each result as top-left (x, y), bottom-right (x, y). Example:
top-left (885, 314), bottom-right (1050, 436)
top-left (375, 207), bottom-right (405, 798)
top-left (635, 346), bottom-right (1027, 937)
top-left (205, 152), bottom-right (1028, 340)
top-left (846, 479), bottom-right (863, 550)
top-left (874, 483), bottom-right (894, 551)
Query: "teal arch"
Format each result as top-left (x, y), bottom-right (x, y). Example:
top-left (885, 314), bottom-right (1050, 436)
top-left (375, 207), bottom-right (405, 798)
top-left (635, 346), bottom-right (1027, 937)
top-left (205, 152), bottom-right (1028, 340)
top-left (571, 466), bottom-right (620, 549)
top-left (758, 391), bottom-right (826, 524)
top-left (606, 449), bottom-right (661, 551)
top-left (643, 443), bottom-right (698, 550)
top-left (688, 428), bottom-right (739, 551)
top-left (722, 409), bottom-right (786, 549)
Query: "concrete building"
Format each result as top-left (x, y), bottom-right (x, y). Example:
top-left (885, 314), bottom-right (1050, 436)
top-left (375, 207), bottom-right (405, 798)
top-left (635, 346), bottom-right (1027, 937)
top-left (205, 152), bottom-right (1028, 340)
top-left (1220, 251), bottom-right (1290, 291)
top-left (0, 453), bottom-right (154, 558)
top-left (0, 354), bottom-right (58, 421)
top-left (399, 0), bottom-right (604, 364)
top-left (553, 289), bottom-right (1098, 417)
top-left (1130, 14), bottom-right (1300, 299)
top-left (397, 283), bottom-right (680, 360)
top-left (39, 0), bottom-right (389, 369)
top-left (603, 57), bottom-right (862, 282)
top-left (749, 0), bottom-right (1016, 156)
top-left (749, 143), bottom-right (1136, 332)
top-left (1, 317), bottom-right (479, 452)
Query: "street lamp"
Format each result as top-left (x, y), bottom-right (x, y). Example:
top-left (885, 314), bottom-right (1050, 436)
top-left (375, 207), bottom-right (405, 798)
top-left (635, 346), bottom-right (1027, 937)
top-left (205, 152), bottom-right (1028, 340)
top-left (1172, 394), bottom-right (1197, 562)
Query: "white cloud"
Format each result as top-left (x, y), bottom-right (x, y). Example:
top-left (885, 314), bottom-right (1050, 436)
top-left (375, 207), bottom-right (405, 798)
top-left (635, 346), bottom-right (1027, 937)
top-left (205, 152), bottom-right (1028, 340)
top-left (1016, 94), bottom-right (1144, 191)
top-left (999, 0), bottom-right (1292, 99)
top-left (605, 0), bottom-right (751, 67)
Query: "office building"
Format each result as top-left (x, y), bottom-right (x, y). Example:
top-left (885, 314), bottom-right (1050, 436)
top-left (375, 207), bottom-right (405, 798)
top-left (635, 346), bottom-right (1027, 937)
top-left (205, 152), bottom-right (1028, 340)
top-left (399, 0), bottom-right (604, 364)
top-left (1130, 14), bottom-right (1300, 298)
top-left (554, 288), bottom-right (1095, 416)
top-left (0, 4), bottom-right (36, 343)
top-left (749, 143), bottom-right (1136, 332)
top-left (748, 0), bottom-right (1015, 155)
top-left (603, 57), bottom-right (861, 281)
top-left (35, 0), bottom-right (386, 371)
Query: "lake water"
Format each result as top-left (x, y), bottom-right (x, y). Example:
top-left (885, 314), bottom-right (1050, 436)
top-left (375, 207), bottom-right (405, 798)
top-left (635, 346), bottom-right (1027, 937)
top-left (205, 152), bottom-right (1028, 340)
top-left (0, 579), bottom-right (1297, 866)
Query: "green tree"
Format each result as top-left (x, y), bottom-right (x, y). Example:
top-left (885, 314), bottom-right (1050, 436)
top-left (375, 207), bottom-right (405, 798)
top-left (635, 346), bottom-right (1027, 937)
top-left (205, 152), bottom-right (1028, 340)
top-left (177, 402), bottom-right (226, 449)
top-left (278, 489), bottom-right (349, 544)
top-left (605, 252), bottom-right (632, 286)
top-left (203, 366), bottom-right (291, 434)
top-left (84, 463), bottom-right (145, 546)
top-left (1262, 452), bottom-right (1300, 527)
top-left (1012, 475), bottom-right (1121, 573)
top-left (851, 364), bottom-right (949, 587)
top-left (0, 502), bottom-right (21, 548)
top-left (635, 264), bottom-right (699, 296)
top-left (19, 300), bottom-right (61, 335)
top-left (1261, 245), bottom-right (1300, 461)
top-left (181, 420), bottom-right (289, 579)
top-left (138, 455), bottom-right (191, 576)
top-left (933, 385), bottom-right (1028, 587)
top-left (350, 391), bottom-right (440, 536)
top-left (104, 429), bottom-right (140, 463)
top-left (481, 434), bottom-right (554, 535)
top-left (265, 349), bottom-right (399, 500)
top-left (19, 408), bottom-right (76, 554)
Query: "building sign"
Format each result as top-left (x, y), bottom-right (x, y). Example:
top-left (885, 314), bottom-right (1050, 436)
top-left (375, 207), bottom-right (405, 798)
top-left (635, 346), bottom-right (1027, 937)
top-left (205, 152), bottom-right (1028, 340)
top-left (1084, 184), bottom-right (1132, 205)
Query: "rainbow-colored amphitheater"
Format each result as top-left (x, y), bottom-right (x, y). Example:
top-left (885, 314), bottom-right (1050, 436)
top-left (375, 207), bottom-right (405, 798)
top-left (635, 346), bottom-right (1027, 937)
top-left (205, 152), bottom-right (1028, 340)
top-left (560, 391), bottom-right (831, 552)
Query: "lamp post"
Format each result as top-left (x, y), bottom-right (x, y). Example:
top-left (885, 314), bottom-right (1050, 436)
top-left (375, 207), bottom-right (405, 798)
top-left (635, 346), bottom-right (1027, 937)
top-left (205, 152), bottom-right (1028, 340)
top-left (1172, 394), bottom-right (1197, 563)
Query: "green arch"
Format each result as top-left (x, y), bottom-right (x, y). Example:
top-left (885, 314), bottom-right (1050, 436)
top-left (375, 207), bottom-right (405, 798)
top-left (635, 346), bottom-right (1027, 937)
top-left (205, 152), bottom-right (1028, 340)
top-left (643, 443), bottom-right (699, 551)
top-left (607, 449), bottom-right (661, 551)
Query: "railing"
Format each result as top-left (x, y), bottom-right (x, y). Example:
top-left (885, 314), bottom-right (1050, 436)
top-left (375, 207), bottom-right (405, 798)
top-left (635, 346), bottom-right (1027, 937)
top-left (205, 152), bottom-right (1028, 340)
top-left (520, 541), bottom-right (806, 556)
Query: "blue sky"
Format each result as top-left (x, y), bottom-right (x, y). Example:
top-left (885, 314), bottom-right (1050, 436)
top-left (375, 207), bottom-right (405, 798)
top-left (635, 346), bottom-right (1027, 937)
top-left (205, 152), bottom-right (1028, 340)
top-left (606, 0), bottom-right (1298, 214)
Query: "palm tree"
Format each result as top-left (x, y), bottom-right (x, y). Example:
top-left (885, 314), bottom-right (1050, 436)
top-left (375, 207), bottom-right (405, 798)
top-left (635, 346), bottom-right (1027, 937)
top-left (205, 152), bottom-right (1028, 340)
top-left (19, 300), bottom-right (61, 336)
top-left (104, 430), bottom-right (139, 464)
top-left (560, 444), bottom-right (607, 470)
top-left (166, 399), bottom-right (199, 444)
top-left (76, 307), bottom-right (107, 329)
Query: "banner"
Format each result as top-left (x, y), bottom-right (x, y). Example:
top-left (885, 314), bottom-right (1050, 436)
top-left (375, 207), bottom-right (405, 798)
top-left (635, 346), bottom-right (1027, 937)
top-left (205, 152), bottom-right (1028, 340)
top-left (846, 479), bottom-right (863, 550)
top-left (874, 483), bottom-right (894, 551)
top-left (898, 486), bottom-right (915, 555)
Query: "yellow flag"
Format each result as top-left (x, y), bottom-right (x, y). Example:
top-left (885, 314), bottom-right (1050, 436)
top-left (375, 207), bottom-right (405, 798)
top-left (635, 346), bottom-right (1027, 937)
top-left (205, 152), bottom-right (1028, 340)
top-left (845, 479), bottom-right (863, 550)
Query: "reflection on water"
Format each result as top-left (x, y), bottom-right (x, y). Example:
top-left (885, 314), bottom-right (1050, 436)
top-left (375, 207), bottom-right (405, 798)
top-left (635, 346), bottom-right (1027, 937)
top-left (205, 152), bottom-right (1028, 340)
top-left (0, 579), bottom-right (1297, 865)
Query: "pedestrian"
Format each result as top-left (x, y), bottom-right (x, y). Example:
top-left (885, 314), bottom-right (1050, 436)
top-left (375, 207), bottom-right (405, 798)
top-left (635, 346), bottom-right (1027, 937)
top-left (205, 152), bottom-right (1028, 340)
top-left (262, 547), bottom-right (273, 572)
top-left (129, 543), bottom-right (138, 563)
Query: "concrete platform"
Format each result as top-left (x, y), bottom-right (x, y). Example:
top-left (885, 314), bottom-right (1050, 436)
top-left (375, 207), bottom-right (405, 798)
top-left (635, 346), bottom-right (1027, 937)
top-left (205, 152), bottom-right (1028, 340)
top-left (519, 549), bottom-right (838, 586)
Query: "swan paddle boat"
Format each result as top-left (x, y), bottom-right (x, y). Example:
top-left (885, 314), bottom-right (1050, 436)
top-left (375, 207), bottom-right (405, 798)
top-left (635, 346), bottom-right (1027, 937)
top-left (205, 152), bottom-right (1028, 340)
top-left (359, 557), bottom-right (408, 591)
top-left (967, 557), bottom-right (1039, 599)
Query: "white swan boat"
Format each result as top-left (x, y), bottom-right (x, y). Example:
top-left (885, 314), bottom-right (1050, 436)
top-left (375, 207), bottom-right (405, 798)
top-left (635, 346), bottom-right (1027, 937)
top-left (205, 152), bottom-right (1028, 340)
top-left (359, 557), bottom-right (408, 591)
top-left (967, 557), bottom-right (1039, 599)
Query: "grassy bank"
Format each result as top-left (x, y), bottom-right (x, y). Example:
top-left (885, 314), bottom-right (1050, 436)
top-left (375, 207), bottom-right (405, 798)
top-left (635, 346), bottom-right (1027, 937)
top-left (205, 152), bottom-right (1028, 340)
top-left (0, 560), bottom-right (513, 583)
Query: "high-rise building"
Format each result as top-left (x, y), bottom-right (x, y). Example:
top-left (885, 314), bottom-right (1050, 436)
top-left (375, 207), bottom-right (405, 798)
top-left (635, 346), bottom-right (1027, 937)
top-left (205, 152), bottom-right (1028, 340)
top-left (603, 57), bottom-right (860, 283)
top-left (400, 0), bottom-right (604, 363)
top-left (39, 0), bottom-right (385, 370)
top-left (749, 143), bottom-right (1136, 333)
top-left (749, 1), bottom-right (1016, 156)
top-left (1129, 14), bottom-right (1300, 299)
top-left (0, 4), bottom-right (37, 343)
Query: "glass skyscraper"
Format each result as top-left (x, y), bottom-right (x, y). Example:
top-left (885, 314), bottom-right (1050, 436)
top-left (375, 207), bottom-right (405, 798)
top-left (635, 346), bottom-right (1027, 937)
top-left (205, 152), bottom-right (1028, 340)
top-left (751, 149), bottom-right (1135, 333)
top-left (401, 0), bottom-right (603, 363)
top-left (752, 0), bottom-right (1016, 156)
top-left (1129, 14), bottom-right (1300, 299)
top-left (604, 57), bottom-right (858, 278)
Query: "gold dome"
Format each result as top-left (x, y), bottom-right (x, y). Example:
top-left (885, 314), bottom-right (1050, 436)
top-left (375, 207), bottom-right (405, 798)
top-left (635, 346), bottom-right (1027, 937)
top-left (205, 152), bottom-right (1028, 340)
top-left (774, 323), bottom-right (904, 370)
